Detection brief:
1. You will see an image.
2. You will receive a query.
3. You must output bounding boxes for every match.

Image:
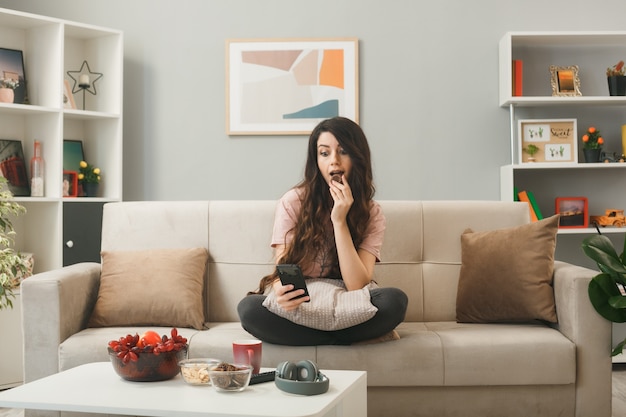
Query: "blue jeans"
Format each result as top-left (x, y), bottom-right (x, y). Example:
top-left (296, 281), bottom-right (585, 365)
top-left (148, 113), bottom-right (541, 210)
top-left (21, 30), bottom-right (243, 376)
top-left (237, 287), bottom-right (408, 346)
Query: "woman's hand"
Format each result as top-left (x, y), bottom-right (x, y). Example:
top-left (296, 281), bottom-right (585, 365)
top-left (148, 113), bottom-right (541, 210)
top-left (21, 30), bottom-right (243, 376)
top-left (329, 174), bottom-right (353, 225)
top-left (271, 279), bottom-right (309, 311)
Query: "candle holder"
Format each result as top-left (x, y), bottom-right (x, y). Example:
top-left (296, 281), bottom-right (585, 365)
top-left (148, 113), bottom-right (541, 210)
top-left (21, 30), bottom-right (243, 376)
top-left (66, 60), bottom-right (103, 110)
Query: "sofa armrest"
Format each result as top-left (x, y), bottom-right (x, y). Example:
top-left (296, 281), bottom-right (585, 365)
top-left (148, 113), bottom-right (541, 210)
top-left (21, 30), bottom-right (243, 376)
top-left (552, 260), bottom-right (612, 417)
top-left (21, 262), bottom-right (101, 383)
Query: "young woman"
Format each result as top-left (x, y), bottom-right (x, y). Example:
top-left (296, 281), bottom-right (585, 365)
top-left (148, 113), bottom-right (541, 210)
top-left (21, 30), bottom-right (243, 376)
top-left (237, 117), bottom-right (408, 345)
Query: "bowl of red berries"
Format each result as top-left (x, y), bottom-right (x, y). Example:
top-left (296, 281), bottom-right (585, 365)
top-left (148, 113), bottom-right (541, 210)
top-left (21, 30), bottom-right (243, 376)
top-left (107, 328), bottom-right (188, 382)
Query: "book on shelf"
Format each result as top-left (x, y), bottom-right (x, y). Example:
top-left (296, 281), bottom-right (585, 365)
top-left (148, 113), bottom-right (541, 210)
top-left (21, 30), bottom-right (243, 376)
top-left (512, 60), bottom-right (523, 96)
top-left (518, 190), bottom-right (543, 222)
top-left (526, 190), bottom-right (543, 220)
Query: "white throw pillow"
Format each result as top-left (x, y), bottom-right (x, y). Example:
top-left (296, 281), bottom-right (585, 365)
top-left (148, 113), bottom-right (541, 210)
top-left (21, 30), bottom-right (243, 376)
top-left (262, 278), bottom-right (378, 331)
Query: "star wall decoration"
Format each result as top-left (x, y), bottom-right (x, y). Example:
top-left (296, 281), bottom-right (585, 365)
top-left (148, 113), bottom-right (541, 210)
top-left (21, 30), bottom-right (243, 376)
top-left (67, 60), bottom-right (103, 95)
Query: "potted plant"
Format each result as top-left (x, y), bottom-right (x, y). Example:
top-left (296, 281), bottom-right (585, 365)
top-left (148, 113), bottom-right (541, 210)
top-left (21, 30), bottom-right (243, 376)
top-left (522, 144), bottom-right (540, 162)
top-left (582, 233), bottom-right (626, 355)
top-left (607, 60), bottom-right (626, 96)
top-left (0, 177), bottom-right (32, 310)
top-left (581, 126), bottom-right (604, 163)
top-left (0, 77), bottom-right (19, 103)
top-left (78, 160), bottom-right (101, 197)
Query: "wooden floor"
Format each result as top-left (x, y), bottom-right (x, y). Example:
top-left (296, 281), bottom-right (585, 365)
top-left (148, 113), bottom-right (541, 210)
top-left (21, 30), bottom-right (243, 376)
top-left (2, 367), bottom-right (626, 417)
top-left (614, 364), bottom-right (626, 417)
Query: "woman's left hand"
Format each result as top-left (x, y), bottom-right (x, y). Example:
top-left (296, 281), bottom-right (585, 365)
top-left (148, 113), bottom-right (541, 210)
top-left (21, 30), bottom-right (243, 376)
top-left (329, 175), bottom-right (353, 224)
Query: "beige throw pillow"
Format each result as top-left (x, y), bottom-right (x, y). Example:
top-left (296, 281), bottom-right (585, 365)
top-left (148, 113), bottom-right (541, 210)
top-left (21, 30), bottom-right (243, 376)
top-left (456, 215), bottom-right (559, 323)
top-left (262, 278), bottom-right (378, 330)
top-left (88, 248), bottom-right (208, 330)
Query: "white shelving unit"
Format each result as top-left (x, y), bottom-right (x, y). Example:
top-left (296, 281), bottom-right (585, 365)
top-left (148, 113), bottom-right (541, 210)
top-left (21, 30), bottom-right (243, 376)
top-left (0, 7), bottom-right (123, 274)
top-left (499, 31), bottom-right (626, 234)
top-left (499, 31), bottom-right (626, 362)
top-left (0, 7), bottom-right (122, 389)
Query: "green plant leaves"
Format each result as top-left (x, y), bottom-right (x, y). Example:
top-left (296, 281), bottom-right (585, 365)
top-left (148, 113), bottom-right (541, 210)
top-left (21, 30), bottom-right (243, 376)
top-left (583, 232), bottom-right (626, 353)
top-left (588, 274), bottom-right (626, 323)
top-left (614, 339), bottom-right (626, 357)
top-left (0, 176), bottom-right (28, 310)
top-left (582, 235), bottom-right (626, 273)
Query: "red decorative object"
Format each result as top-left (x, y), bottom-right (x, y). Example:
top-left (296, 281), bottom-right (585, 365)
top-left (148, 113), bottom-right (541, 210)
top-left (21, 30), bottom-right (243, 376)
top-left (63, 170), bottom-right (78, 197)
top-left (555, 197), bottom-right (588, 228)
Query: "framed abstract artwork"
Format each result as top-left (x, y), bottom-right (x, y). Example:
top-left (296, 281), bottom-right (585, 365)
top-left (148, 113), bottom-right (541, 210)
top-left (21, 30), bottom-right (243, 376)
top-left (226, 38), bottom-right (359, 135)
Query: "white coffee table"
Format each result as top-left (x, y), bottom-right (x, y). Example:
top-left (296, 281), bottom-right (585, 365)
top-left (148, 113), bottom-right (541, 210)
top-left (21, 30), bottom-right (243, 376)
top-left (0, 362), bottom-right (366, 417)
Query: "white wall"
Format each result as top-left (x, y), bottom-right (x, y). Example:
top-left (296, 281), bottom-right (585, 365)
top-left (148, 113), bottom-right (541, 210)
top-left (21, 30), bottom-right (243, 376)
top-left (4, 0), bottom-right (626, 203)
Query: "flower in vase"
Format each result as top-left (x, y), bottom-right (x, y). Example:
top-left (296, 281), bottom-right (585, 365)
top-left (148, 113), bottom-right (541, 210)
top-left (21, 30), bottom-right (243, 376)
top-left (582, 126), bottom-right (604, 150)
top-left (78, 160), bottom-right (101, 184)
top-left (607, 61), bottom-right (626, 77)
top-left (0, 78), bottom-right (19, 89)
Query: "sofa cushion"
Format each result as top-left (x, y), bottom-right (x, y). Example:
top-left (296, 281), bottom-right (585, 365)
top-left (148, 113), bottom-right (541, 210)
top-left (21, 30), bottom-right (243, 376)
top-left (262, 278), bottom-right (378, 330)
top-left (456, 215), bottom-right (559, 323)
top-left (317, 321), bottom-right (575, 387)
top-left (88, 248), bottom-right (208, 330)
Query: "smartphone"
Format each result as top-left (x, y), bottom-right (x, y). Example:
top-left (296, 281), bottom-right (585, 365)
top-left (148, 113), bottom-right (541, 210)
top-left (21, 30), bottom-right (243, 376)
top-left (276, 264), bottom-right (310, 302)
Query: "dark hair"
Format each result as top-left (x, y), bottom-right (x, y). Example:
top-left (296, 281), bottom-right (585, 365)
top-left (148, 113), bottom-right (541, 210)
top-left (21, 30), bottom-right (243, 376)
top-left (251, 117), bottom-right (375, 294)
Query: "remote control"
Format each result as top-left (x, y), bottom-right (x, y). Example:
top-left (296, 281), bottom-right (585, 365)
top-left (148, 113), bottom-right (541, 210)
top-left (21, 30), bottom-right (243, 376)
top-left (249, 371), bottom-right (276, 385)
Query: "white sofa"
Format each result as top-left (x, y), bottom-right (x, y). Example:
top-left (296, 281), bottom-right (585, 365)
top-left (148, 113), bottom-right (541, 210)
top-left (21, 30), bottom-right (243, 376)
top-left (21, 200), bottom-right (611, 417)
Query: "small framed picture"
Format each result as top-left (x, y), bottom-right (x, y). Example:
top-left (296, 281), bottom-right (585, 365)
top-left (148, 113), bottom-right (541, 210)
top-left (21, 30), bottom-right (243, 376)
top-left (518, 119), bottom-right (577, 164)
top-left (550, 65), bottom-right (582, 97)
top-left (63, 139), bottom-right (84, 172)
top-left (0, 139), bottom-right (29, 196)
top-left (63, 80), bottom-right (76, 109)
top-left (63, 170), bottom-right (78, 197)
top-left (555, 197), bottom-right (588, 228)
top-left (0, 48), bottom-right (27, 104)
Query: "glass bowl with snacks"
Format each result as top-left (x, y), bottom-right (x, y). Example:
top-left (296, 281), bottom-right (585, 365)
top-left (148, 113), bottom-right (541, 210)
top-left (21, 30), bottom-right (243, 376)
top-left (179, 358), bottom-right (221, 385)
top-left (208, 362), bottom-right (252, 392)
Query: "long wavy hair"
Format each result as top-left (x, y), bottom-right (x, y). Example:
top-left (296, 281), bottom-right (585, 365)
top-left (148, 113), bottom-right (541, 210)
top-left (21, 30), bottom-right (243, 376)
top-left (251, 117), bottom-right (375, 294)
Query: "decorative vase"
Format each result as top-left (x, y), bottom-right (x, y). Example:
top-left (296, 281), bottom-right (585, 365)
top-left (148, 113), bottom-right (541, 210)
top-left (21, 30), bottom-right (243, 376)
top-left (583, 148), bottom-right (602, 163)
top-left (82, 182), bottom-right (99, 197)
top-left (0, 88), bottom-right (14, 103)
top-left (608, 76), bottom-right (626, 96)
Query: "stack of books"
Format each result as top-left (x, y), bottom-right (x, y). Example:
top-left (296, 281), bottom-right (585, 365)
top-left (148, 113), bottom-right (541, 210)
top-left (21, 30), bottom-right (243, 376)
top-left (516, 189), bottom-right (543, 222)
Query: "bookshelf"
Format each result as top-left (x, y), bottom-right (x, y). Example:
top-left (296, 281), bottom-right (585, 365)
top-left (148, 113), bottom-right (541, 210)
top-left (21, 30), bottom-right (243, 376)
top-left (499, 31), bottom-right (626, 236)
top-left (0, 7), bottom-right (123, 272)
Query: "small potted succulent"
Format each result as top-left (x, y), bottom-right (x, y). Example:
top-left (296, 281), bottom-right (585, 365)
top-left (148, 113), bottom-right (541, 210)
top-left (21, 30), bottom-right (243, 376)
top-left (522, 144), bottom-right (540, 162)
top-left (607, 60), bottom-right (626, 96)
top-left (581, 126), bottom-right (604, 163)
top-left (0, 77), bottom-right (19, 103)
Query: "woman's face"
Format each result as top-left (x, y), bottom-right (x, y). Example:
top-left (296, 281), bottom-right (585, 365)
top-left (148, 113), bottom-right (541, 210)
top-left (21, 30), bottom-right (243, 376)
top-left (316, 131), bottom-right (352, 185)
